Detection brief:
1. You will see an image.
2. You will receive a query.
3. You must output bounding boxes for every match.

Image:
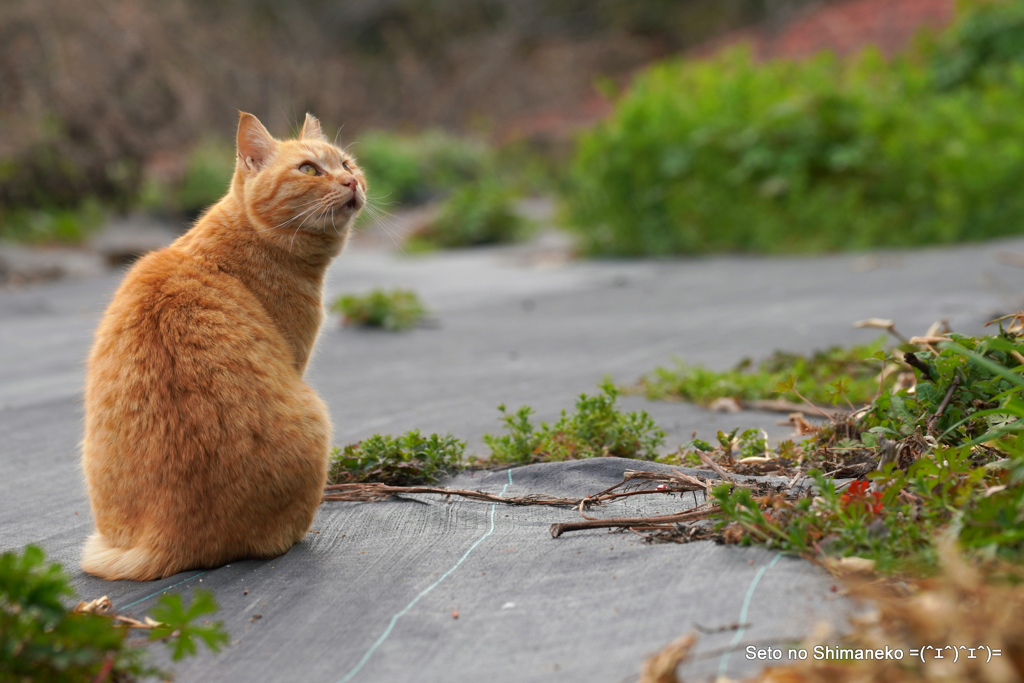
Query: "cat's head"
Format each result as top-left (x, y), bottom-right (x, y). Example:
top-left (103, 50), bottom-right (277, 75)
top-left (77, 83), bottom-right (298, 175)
top-left (231, 111), bottom-right (366, 242)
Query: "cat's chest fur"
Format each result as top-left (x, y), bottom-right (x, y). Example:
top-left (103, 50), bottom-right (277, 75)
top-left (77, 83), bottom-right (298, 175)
top-left (175, 207), bottom-right (343, 372)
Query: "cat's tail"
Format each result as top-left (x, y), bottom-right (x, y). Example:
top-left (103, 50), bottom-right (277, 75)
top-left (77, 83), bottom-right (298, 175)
top-left (80, 532), bottom-right (170, 582)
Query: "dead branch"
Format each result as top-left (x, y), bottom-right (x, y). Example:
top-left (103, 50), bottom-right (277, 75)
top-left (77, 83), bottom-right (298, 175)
top-left (902, 351), bottom-right (933, 380)
top-left (743, 398), bottom-right (843, 417)
top-left (323, 469), bottom-right (720, 508)
top-left (323, 483), bottom-right (583, 506)
top-left (698, 451), bottom-right (738, 483)
top-left (549, 505), bottom-right (719, 538)
top-left (928, 375), bottom-right (961, 435)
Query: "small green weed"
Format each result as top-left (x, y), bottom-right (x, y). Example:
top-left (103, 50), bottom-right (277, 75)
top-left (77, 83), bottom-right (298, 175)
top-left (328, 431), bottom-right (465, 485)
top-left (484, 382), bottom-right (665, 464)
top-left (330, 288), bottom-right (428, 331)
top-left (638, 337), bottom-right (892, 407)
top-left (1, 545), bottom-right (227, 681)
top-left (406, 180), bottom-right (528, 250)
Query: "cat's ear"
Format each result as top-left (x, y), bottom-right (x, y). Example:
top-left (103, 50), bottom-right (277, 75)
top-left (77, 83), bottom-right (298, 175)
top-left (236, 112), bottom-right (277, 173)
top-left (299, 113), bottom-right (325, 141)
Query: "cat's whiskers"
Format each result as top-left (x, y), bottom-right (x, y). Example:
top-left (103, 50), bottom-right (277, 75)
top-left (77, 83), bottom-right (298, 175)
top-left (290, 194), bottom-right (343, 250)
top-left (289, 197), bottom-right (330, 251)
top-left (359, 200), bottom-right (407, 252)
top-left (255, 201), bottom-right (325, 234)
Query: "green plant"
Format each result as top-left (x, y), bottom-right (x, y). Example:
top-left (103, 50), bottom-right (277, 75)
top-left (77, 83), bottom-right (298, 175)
top-left (691, 323), bottom-right (1024, 574)
top-left (713, 438), bottom-right (1024, 575)
top-left (407, 180), bottom-right (528, 249)
top-left (484, 382), bottom-right (665, 464)
top-left (931, 0), bottom-right (1024, 89)
top-left (561, 2), bottom-right (1024, 256)
top-left (859, 331), bottom-right (1024, 448)
top-left (638, 337), bottom-right (892, 406)
top-left (138, 139), bottom-right (235, 218)
top-left (0, 201), bottom-right (105, 245)
top-left (328, 431), bottom-right (465, 485)
top-left (330, 288), bottom-right (428, 331)
top-left (146, 590), bottom-right (230, 662)
top-left (355, 130), bottom-right (490, 206)
top-left (1, 545), bottom-right (227, 681)
top-left (176, 140), bottom-right (236, 217)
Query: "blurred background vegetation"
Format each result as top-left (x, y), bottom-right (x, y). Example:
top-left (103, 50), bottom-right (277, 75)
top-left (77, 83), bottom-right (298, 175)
top-left (3, 0), bottom-right (1023, 256)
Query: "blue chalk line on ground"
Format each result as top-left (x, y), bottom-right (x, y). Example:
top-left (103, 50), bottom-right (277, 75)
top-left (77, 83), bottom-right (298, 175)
top-left (717, 552), bottom-right (783, 678)
top-left (338, 467), bottom-right (515, 683)
top-left (119, 570), bottom-right (210, 611)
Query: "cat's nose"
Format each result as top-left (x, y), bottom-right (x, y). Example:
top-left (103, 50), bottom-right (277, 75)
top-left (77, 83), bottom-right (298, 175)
top-left (341, 176), bottom-right (359, 191)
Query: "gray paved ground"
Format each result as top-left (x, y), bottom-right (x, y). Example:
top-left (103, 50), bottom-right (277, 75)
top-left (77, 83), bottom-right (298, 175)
top-left (4, 223), bottom-right (1024, 682)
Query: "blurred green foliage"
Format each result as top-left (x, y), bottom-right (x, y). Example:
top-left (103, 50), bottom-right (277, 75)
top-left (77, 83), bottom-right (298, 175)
top-left (331, 288), bottom-right (428, 331)
top-left (408, 179), bottom-right (530, 249)
top-left (139, 140), bottom-right (236, 218)
top-left (562, 0), bottom-right (1024, 256)
top-left (931, 0), bottom-right (1024, 89)
top-left (0, 201), bottom-right (105, 244)
top-left (639, 336), bottom-right (893, 406)
top-left (355, 130), bottom-right (490, 206)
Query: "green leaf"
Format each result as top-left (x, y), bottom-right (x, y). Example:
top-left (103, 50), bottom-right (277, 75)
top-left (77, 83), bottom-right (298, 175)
top-left (149, 590), bottom-right (229, 662)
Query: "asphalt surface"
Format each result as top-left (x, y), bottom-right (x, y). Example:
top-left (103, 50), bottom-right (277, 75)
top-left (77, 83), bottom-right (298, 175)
top-left (4, 223), bottom-right (1024, 682)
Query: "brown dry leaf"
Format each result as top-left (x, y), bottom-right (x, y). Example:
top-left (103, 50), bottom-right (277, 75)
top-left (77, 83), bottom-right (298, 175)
top-left (924, 319), bottom-right (951, 338)
top-left (785, 413), bottom-right (816, 436)
top-left (639, 632), bottom-right (696, 683)
top-left (721, 523), bottom-right (746, 545)
top-left (909, 336), bottom-right (950, 345)
top-left (825, 556), bottom-right (876, 575)
top-left (709, 397), bottom-right (743, 413)
top-left (853, 318), bottom-right (896, 331)
top-left (74, 595), bottom-right (113, 615)
top-left (730, 544), bottom-right (1024, 683)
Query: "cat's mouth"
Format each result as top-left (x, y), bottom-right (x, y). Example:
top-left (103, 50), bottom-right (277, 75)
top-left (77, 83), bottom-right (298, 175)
top-left (341, 191), bottom-right (364, 213)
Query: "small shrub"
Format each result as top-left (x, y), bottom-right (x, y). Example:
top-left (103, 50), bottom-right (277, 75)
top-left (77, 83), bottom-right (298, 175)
top-left (407, 180), bottom-right (528, 249)
top-left (0, 200), bottom-right (105, 245)
top-left (355, 130), bottom-right (490, 206)
top-left (930, 0), bottom-right (1024, 89)
top-left (330, 288), bottom-right (427, 331)
top-left (561, 1), bottom-right (1024, 256)
top-left (138, 139), bottom-right (235, 218)
top-left (1, 545), bottom-right (227, 681)
top-left (484, 382), bottom-right (666, 464)
top-left (176, 140), bottom-right (236, 217)
top-left (328, 431), bottom-right (465, 485)
top-left (638, 337), bottom-right (892, 406)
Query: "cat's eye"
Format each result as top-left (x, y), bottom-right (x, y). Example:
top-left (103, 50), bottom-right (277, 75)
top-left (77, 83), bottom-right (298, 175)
top-left (342, 161), bottom-right (352, 171)
top-left (299, 163), bottom-right (319, 176)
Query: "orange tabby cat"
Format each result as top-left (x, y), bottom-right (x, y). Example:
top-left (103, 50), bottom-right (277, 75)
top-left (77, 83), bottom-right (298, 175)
top-left (81, 112), bottom-right (365, 581)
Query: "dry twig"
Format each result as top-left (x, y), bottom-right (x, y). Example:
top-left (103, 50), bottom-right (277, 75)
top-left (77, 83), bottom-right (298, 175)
top-left (549, 505), bottom-right (719, 538)
top-left (323, 469), bottom-right (719, 508)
